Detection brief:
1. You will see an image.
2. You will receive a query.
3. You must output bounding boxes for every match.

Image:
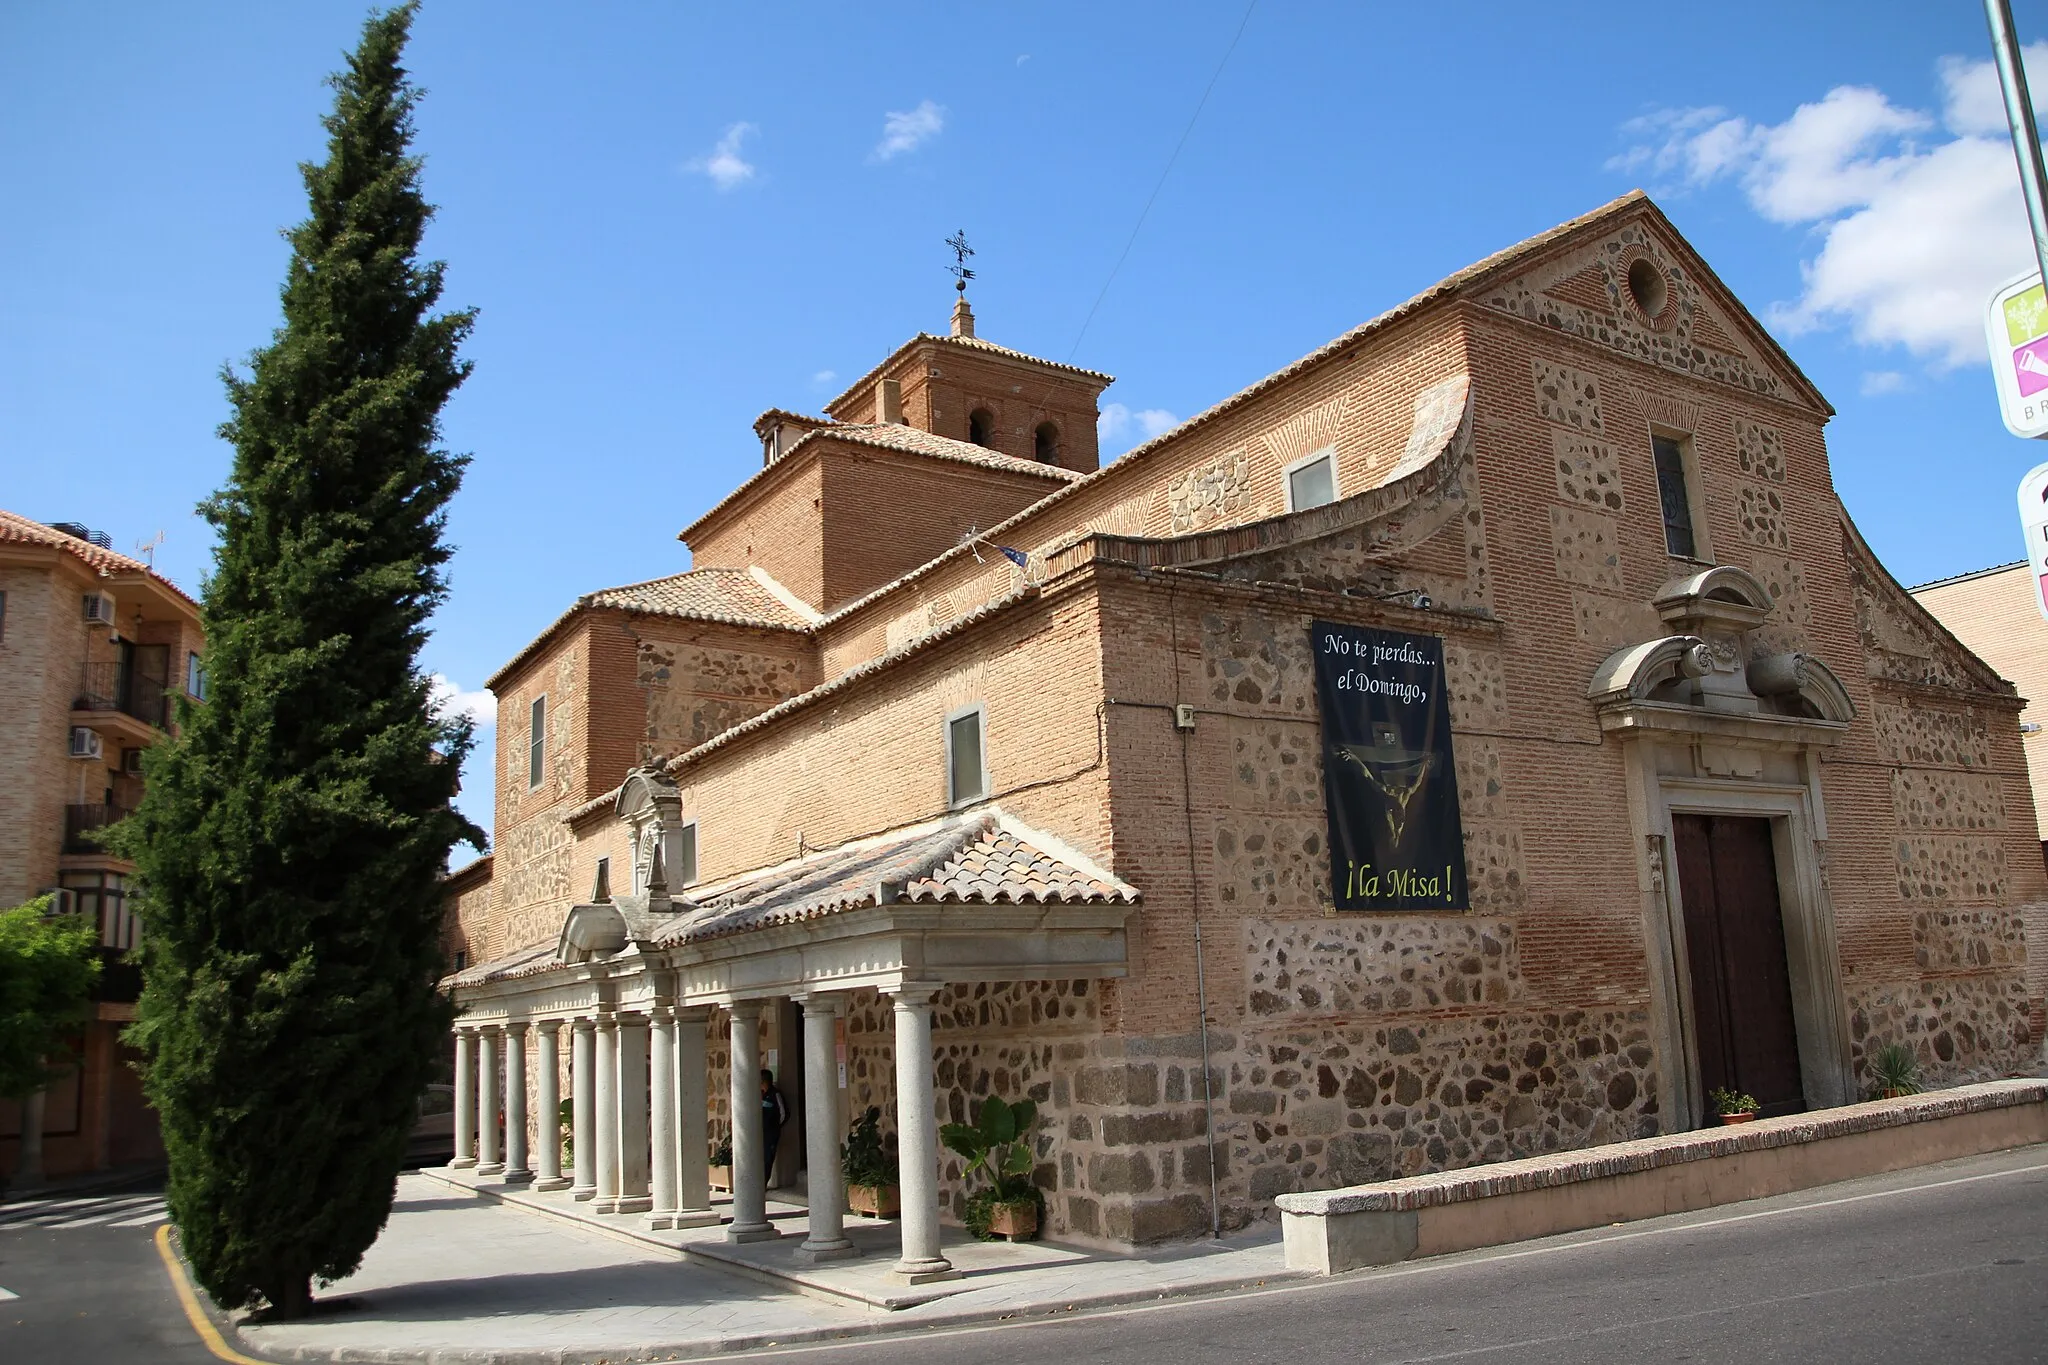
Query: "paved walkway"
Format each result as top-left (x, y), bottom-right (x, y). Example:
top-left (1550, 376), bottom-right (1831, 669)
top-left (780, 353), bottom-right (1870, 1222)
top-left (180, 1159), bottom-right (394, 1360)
top-left (233, 1173), bottom-right (1294, 1363)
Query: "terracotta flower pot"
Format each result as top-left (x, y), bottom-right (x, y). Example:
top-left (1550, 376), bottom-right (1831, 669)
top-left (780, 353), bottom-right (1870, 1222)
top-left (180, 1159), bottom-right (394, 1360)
top-left (847, 1183), bottom-right (901, 1218)
top-left (989, 1199), bottom-right (1039, 1241)
top-left (1718, 1112), bottom-right (1757, 1125)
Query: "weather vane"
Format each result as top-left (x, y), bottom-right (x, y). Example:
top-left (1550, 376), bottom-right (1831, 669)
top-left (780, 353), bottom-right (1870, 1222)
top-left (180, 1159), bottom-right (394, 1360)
top-left (945, 229), bottom-right (975, 294)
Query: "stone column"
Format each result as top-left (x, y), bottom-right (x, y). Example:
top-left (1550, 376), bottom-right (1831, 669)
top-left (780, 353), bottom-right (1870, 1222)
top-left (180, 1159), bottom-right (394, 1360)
top-left (450, 1028), bottom-right (477, 1169)
top-left (725, 1000), bottom-right (777, 1241)
top-left (615, 1012), bottom-right (653, 1215)
top-left (570, 1018), bottom-right (597, 1200)
top-left (503, 1021), bottom-right (532, 1184)
top-left (890, 985), bottom-right (955, 1281)
top-left (594, 1012), bottom-right (620, 1213)
top-left (796, 994), bottom-right (856, 1262)
top-left (674, 1006), bottom-right (718, 1227)
top-left (648, 1006), bottom-right (678, 1228)
top-left (13, 1087), bottom-right (47, 1190)
top-left (533, 1021), bottom-right (569, 1190)
top-left (477, 1028), bottom-right (504, 1175)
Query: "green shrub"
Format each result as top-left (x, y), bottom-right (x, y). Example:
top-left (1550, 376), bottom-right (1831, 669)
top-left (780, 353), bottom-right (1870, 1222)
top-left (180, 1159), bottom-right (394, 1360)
top-left (841, 1105), bottom-right (897, 1187)
top-left (1707, 1087), bottom-right (1760, 1116)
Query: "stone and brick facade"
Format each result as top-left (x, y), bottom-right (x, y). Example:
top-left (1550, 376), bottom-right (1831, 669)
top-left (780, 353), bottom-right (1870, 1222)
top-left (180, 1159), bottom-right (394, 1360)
top-left (444, 193), bottom-right (2044, 1258)
top-left (0, 510), bottom-right (204, 1183)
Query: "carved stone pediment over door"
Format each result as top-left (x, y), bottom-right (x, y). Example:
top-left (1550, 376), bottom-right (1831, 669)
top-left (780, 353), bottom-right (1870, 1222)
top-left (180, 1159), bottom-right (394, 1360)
top-left (1587, 565), bottom-right (1857, 1131)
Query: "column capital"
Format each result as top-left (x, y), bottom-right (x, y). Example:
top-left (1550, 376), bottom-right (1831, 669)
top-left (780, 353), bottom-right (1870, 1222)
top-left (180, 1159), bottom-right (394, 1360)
top-left (504, 1019), bottom-right (530, 1039)
top-left (726, 998), bottom-right (768, 1022)
top-left (672, 1004), bottom-right (714, 1024)
top-left (571, 1016), bottom-right (596, 1036)
top-left (537, 1017), bottom-right (564, 1038)
top-left (887, 983), bottom-right (944, 1009)
top-left (616, 1010), bottom-right (650, 1031)
top-left (797, 992), bottom-right (846, 1018)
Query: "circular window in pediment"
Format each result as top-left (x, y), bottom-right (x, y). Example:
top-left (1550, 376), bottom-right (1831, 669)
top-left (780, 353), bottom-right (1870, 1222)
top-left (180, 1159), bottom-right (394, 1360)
top-left (1620, 248), bottom-right (1679, 330)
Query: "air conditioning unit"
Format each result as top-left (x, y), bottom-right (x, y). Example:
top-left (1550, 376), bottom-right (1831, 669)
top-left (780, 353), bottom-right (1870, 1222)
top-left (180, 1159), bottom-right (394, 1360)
top-left (82, 591), bottom-right (117, 627)
top-left (121, 746), bottom-right (146, 775)
top-left (69, 726), bottom-right (104, 760)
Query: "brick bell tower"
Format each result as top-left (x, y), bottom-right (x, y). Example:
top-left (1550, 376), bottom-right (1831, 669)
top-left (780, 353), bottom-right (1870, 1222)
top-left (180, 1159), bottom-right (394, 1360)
top-left (822, 278), bottom-right (1114, 475)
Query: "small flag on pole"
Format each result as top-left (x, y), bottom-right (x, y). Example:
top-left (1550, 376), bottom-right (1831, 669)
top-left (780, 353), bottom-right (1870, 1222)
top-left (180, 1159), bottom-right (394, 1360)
top-left (999, 546), bottom-right (1029, 569)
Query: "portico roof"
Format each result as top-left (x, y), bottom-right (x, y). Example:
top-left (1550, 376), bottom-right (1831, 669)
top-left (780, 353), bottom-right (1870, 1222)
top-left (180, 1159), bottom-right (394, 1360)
top-left (443, 811), bottom-right (1138, 996)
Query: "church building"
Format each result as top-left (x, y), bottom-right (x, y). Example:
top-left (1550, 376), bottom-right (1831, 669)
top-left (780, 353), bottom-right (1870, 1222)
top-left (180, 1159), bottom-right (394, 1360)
top-left (442, 192), bottom-right (2044, 1270)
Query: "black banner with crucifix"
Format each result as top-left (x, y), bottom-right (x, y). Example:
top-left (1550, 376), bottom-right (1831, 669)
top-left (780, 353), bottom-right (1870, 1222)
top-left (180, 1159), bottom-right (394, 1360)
top-left (1311, 620), bottom-right (1467, 911)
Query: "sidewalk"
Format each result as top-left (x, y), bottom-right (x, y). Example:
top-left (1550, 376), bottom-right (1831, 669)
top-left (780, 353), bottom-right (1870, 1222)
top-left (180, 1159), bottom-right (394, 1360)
top-left (232, 1173), bottom-right (1296, 1363)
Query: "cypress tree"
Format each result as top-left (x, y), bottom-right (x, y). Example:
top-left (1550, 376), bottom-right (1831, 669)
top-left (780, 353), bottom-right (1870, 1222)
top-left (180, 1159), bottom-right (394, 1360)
top-left (115, 1), bottom-right (479, 1317)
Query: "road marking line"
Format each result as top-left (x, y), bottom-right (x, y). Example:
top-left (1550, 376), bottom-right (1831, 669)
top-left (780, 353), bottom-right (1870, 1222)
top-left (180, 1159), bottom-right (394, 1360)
top-left (721, 1153), bottom-right (2048, 1361)
top-left (109, 1211), bottom-right (170, 1228)
top-left (153, 1223), bottom-right (274, 1365)
top-left (0, 1286), bottom-right (16, 1301)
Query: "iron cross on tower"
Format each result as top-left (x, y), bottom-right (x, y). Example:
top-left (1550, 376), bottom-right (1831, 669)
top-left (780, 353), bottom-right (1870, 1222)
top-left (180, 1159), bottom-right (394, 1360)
top-left (945, 229), bottom-right (975, 293)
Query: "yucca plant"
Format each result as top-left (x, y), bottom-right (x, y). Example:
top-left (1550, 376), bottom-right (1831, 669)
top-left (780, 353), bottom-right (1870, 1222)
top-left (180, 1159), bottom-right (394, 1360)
top-left (1868, 1043), bottom-right (1921, 1097)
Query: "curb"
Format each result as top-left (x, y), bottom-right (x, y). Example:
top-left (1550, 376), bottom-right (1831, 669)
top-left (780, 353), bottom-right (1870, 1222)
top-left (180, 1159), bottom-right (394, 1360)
top-left (231, 1253), bottom-right (1304, 1364)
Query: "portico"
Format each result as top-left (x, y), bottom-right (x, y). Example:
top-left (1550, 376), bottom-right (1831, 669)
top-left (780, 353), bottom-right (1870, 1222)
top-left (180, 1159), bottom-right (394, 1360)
top-left (445, 788), bottom-right (1136, 1278)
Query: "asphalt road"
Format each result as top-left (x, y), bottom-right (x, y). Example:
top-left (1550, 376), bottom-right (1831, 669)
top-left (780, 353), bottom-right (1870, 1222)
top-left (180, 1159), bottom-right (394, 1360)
top-left (3, 1146), bottom-right (2043, 1363)
top-left (742, 1144), bottom-right (2048, 1365)
top-left (0, 1178), bottom-right (218, 1364)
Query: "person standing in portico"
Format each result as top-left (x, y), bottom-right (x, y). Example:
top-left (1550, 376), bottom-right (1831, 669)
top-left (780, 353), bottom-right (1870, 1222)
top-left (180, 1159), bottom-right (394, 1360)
top-left (760, 1068), bottom-right (788, 1190)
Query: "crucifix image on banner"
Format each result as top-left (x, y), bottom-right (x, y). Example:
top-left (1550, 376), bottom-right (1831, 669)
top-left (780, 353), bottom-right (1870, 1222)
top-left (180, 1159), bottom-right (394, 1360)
top-left (1311, 620), bottom-right (1468, 910)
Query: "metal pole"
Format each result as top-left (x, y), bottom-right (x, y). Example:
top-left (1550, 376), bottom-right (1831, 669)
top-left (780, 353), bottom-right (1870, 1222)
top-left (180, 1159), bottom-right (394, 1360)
top-left (1988, 0), bottom-right (2048, 290)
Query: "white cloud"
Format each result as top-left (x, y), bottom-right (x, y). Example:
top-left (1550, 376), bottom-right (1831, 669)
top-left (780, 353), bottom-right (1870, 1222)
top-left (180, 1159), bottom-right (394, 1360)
top-left (686, 122), bottom-right (758, 190)
top-left (873, 100), bottom-right (945, 162)
top-left (430, 673), bottom-right (496, 728)
top-left (1611, 45), bottom-right (2048, 369)
top-left (1016, 54), bottom-right (1031, 67)
top-left (1861, 370), bottom-right (1910, 396)
top-left (1099, 403), bottom-right (1180, 451)
top-left (811, 369), bottom-right (838, 388)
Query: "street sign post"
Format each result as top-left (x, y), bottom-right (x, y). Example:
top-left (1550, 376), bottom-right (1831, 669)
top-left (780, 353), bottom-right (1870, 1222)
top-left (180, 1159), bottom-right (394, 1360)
top-left (1986, 270), bottom-right (2048, 438)
top-left (2017, 459), bottom-right (2048, 621)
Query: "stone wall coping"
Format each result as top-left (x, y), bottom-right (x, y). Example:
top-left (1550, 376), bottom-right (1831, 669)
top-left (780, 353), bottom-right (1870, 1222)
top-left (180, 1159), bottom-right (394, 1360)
top-left (1274, 1080), bottom-right (2047, 1216)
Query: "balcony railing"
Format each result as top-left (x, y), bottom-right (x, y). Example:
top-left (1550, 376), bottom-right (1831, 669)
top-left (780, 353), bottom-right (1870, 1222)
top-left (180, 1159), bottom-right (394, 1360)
top-left (74, 662), bottom-right (170, 728)
top-left (64, 802), bottom-right (134, 854)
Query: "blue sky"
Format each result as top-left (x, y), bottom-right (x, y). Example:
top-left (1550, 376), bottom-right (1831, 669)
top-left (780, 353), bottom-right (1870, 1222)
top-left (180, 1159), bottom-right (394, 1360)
top-left (7, 1), bottom-right (2048, 833)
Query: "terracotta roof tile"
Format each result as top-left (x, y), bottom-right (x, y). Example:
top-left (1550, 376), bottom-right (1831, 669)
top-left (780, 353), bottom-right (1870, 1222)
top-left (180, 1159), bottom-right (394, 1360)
top-left (580, 566), bottom-right (813, 630)
top-left (825, 331), bottom-right (1113, 416)
top-left (0, 510), bottom-right (198, 608)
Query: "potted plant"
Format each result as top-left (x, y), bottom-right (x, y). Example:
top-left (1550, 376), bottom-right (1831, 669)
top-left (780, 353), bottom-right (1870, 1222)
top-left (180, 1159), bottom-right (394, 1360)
top-left (941, 1094), bottom-right (1042, 1241)
top-left (1708, 1087), bottom-right (1760, 1125)
top-left (1868, 1043), bottom-right (1921, 1099)
top-left (558, 1096), bottom-right (573, 1167)
top-left (709, 1133), bottom-right (733, 1192)
top-left (842, 1105), bottom-right (901, 1217)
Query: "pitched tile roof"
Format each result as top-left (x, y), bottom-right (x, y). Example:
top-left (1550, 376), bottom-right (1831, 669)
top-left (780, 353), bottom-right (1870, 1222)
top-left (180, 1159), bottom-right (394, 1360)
top-left (580, 566), bottom-right (814, 629)
top-left (651, 813), bottom-right (1137, 947)
top-left (442, 814), bottom-right (1138, 989)
top-left (0, 510), bottom-right (199, 608)
top-left (825, 331), bottom-right (1114, 416)
top-left (814, 423), bottom-right (1082, 481)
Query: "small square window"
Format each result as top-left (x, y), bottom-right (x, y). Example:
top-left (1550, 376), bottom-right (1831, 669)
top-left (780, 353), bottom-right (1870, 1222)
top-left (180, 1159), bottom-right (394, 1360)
top-left (528, 695), bottom-right (547, 789)
top-left (947, 707), bottom-right (987, 806)
top-left (1652, 434), bottom-right (1698, 558)
top-left (1286, 451), bottom-right (1338, 512)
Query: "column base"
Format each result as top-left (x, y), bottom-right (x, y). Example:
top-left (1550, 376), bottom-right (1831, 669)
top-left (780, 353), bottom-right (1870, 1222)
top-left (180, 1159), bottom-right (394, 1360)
top-left (593, 1198), bottom-right (620, 1215)
top-left (891, 1257), bottom-right (960, 1283)
top-left (725, 1222), bottom-right (782, 1243)
top-left (614, 1195), bottom-right (653, 1214)
top-left (476, 1162), bottom-right (506, 1177)
top-left (503, 1169), bottom-right (534, 1185)
top-left (449, 1158), bottom-right (479, 1170)
top-left (533, 1176), bottom-right (573, 1192)
top-left (651, 1208), bottom-right (723, 1231)
top-left (794, 1239), bottom-right (860, 1264)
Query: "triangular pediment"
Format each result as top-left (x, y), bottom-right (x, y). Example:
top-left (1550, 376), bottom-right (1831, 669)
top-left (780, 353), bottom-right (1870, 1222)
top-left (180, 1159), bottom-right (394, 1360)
top-left (1464, 196), bottom-right (1831, 416)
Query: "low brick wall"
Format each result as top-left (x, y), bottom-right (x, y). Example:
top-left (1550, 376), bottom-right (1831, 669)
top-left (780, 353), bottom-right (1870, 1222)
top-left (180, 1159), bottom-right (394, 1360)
top-left (1277, 1079), bottom-right (2048, 1273)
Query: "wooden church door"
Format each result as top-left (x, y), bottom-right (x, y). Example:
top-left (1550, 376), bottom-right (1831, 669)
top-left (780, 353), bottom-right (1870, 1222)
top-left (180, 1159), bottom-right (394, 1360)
top-left (1672, 814), bottom-right (1806, 1119)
